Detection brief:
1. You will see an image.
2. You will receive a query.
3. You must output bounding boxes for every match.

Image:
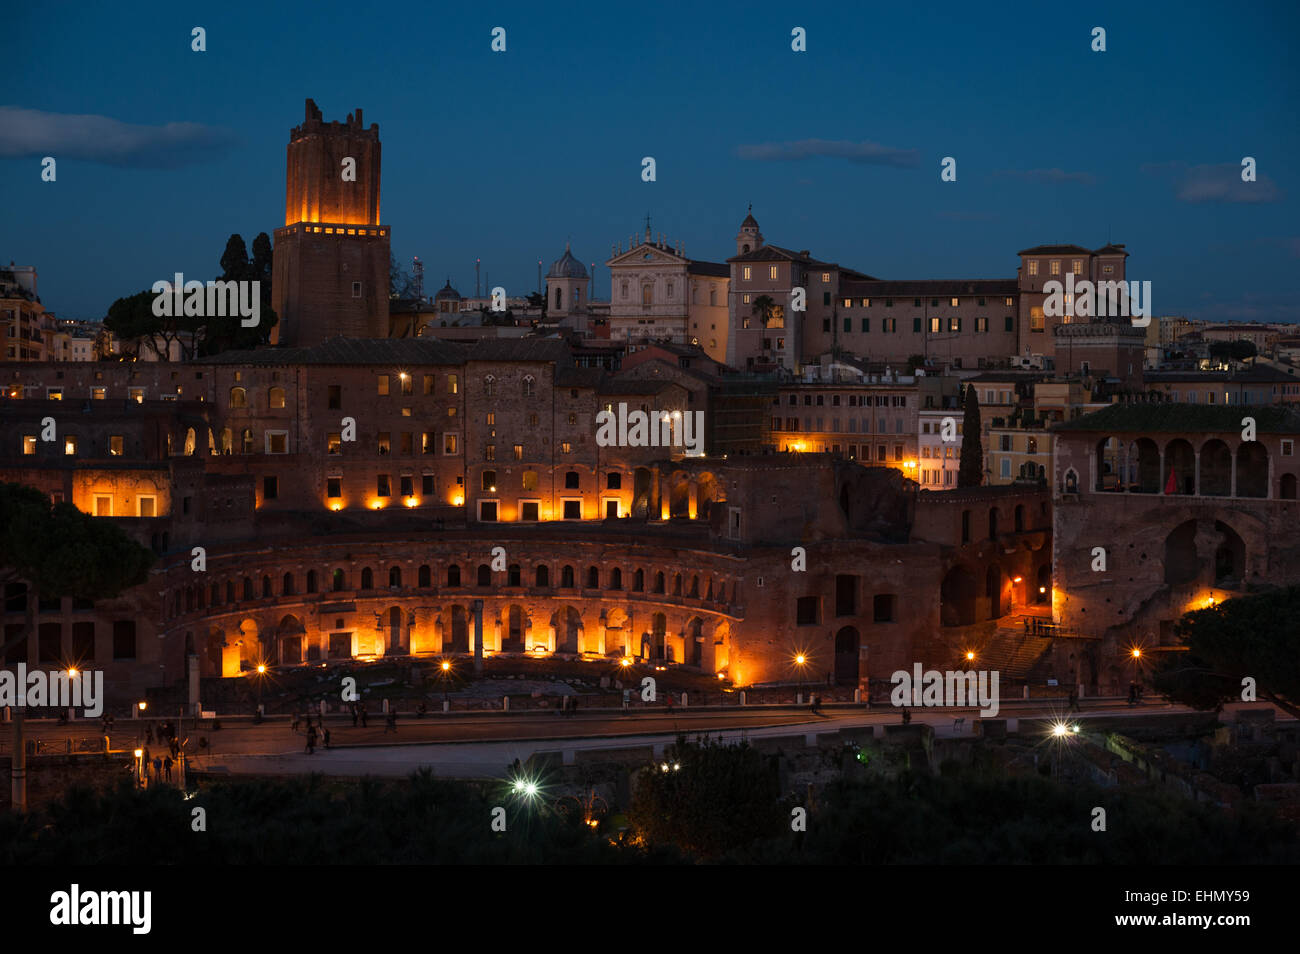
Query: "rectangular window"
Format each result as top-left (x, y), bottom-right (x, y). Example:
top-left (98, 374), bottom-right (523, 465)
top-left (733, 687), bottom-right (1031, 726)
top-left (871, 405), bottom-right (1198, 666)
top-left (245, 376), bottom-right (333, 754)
top-left (513, 443), bottom-right (523, 461)
top-left (352, 281), bottom-right (362, 298)
top-left (327, 477), bottom-right (342, 498)
top-left (328, 385), bottom-right (341, 408)
top-left (378, 432), bottom-right (391, 455)
top-left (137, 495), bottom-right (156, 517)
top-left (1000, 458), bottom-right (1011, 478)
top-left (796, 596), bottom-right (819, 625)
top-left (1030, 307), bottom-right (1044, 332)
top-left (1028, 261), bottom-right (1039, 276)
top-left (444, 433), bottom-right (459, 454)
top-left (1282, 440), bottom-right (1294, 457)
top-left (823, 292), bottom-right (831, 306)
top-left (400, 374), bottom-right (413, 396)
top-left (950, 297), bottom-right (959, 307)
top-left (913, 317), bottom-right (922, 333)
top-left (561, 441), bottom-right (572, 454)
top-left (485, 445), bottom-right (496, 462)
top-left (1005, 315), bottom-right (1014, 332)
top-left (562, 499), bottom-right (581, 520)
top-left (448, 374), bottom-right (459, 394)
top-left (421, 432), bottom-right (434, 454)
top-left (267, 432), bottom-right (288, 454)
top-left (93, 495), bottom-right (112, 517)
top-left (770, 265), bottom-right (779, 280)
top-left (112, 620), bottom-right (136, 660)
top-left (64, 436), bottom-right (77, 455)
top-left (377, 475), bottom-right (391, 497)
top-left (400, 475), bottom-right (414, 497)
top-left (377, 375), bottom-right (389, 395)
top-left (22, 435), bottom-right (36, 455)
top-left (401, 432), bottom-right (413, 455)
top-left (520, 500), bottom-right (540, 521)
top-left (262, 476), bottom-right (278, 500)
top-left (843, 317), bottom-right (851, 332)
top-left (328, 433), bottom-right (342, 455)
top-left (91, 387), bottom-right (106, 400)
top-left (1050, 261), bottom-right (1061, 276)
top-left (930, 317), bottom-right (941, 333)
top-left (422, 474), bottom-right (435, 495)
top-left (949, 317), bottom-right (961, 332)
top-left (976, 316), bottom-right (988, 332)
top-left (743, 266), bottom-right (751, 280)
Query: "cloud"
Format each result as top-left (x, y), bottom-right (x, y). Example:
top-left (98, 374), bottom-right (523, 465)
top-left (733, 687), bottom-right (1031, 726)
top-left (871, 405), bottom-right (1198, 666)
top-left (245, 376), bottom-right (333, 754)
top-left (0, 106), bottom-right (239, 169)
top-left (735, 138), bottom-right (919, 169)
top-left (1142, 161), bottom-right (1281, 204)
top-left (993, 167), bottom-right (1095, 185)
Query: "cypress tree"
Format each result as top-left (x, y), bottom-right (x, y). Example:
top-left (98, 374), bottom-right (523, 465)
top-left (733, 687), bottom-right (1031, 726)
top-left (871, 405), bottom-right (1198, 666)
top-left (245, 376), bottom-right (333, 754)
top-left (958, 385), bottom-right (984, 488)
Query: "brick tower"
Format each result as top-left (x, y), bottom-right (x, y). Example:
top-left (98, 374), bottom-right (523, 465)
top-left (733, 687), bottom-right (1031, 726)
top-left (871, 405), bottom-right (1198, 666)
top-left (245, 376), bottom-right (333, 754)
top-left (271, 99), bottom-right (390, 345)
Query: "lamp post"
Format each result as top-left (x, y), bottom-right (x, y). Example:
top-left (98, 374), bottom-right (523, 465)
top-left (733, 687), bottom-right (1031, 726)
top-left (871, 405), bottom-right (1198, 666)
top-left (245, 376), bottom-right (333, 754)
top-left (794, 654), bottom-right (806, 704)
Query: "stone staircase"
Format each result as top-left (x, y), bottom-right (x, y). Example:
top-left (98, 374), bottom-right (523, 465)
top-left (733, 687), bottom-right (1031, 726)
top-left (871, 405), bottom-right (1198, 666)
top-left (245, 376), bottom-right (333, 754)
top-left (977, 629), bottom-right (1055, 681)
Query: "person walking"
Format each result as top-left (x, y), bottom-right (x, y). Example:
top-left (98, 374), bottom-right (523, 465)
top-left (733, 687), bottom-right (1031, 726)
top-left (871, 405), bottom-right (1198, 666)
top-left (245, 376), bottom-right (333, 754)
top-left (292, 713), bottom-right (301, 734)
top-left (163, 755), bottom-right (173, 781)
top-left (323, 728), bottom-right (331, 749)
top-left (305, 724), bottom-right (317, 754)
top-left (360, 706), bottom-right (368, 729)
top-left (622, 689), bottom-right (630, 712)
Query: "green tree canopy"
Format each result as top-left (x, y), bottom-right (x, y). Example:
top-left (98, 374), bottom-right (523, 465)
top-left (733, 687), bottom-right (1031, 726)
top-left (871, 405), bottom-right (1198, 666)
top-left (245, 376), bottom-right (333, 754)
top-left (1153, 586), bottom-right (1300, 719)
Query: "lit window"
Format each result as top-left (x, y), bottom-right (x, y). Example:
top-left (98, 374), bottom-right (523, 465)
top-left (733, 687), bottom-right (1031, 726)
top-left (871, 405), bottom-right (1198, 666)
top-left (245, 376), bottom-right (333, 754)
top-left (1028, 261), bottom-right (1039, 276)
top-left (561, 441), bottom-right (572, 454)
top-left (22, 435), bottom-right (36, 455)
top-left (822, 273), bottom-right (830, 282)
top-left (64, 436), bottom-right (77, 455)
top-left (769, 266), bottom-right (778, 280)
top-left (1050, 260), bottom-right (1061, 276)
top-left (377, 375), bottom-right (389, 396)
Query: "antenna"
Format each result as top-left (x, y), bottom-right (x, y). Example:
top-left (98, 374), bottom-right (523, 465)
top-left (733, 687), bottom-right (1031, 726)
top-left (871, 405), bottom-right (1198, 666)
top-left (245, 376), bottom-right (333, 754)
top-left (411, 256), bottom-right (424, 302)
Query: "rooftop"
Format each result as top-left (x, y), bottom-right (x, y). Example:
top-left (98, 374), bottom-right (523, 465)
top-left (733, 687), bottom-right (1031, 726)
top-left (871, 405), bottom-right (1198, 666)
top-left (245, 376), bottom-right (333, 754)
top-left (1056, 402), bottom-right (1300, 434)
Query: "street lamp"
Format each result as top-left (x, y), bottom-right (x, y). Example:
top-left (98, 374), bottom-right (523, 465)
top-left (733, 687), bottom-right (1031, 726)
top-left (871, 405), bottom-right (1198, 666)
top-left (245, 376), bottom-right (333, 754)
top-left (794, 653), bottom-right (807, 703)
top-left (440, 658), bottom-right (452, 704)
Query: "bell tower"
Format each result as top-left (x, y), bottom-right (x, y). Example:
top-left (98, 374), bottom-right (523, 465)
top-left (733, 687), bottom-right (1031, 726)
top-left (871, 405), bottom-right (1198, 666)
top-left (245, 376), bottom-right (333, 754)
top-left (736, 205), bottom-right (763, 256)
top-left (271, 99), bottom-right (391, 345)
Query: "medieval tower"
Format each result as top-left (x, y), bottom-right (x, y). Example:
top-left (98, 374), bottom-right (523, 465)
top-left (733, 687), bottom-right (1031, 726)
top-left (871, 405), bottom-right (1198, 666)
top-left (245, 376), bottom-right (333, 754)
top-left (271, 99), bottom-right (390, 345)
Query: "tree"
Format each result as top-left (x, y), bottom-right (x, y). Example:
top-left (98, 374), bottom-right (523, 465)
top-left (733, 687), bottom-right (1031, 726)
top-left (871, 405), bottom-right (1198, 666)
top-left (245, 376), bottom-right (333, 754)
top-left (389, 253), bottom-right (414, 300)
top-left (199, 233), bottom-right (277, 355)
top-left (0, 484), bottom-right (155, 813)
top-left (751, 295), bottom-right (777, 329)
top-left (104, 289), bottom-right (195, 361)
top-left (629, 737), bottom-right (786, 859)
top-left (958, 385), bottom-right (984, 488)
top-left (1152, 586), bottom-right (1300, 720)
top-left (1209, 340), bottom-right (1257, 366)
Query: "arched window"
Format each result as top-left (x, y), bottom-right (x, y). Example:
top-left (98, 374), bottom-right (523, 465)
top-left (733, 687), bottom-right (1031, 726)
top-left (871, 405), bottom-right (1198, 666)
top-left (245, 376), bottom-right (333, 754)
top-left (418, 565), bottom-right (431, 587)
top-left (561, 565), bottom-right (575, 588)
top-left (226, 580), bottom-right (235, 603)
top-left (242, 577), bottom-right (254, 600)
top-left (621, 281), bottom-right (629, 299)
top-left (388, 566), bottom-right (402, 588)
top-left (210, 582), bottom-right (220, 605)
top-left (477, 564), bottom-right (491, 586)
top-left (360, 567), bottom-right (374, 590)
top-left (261, 575), bottom-right (272, 598)
top-left (610, 568), bottom-right (623, 590)
top-left (673, 573), bottom-right (683, 596)
top-left (220, 428), bottom-right (232, 454)
top-left (332, 569), bottom-right (345, 592)
top-left (229, 387), bottom-right (247, 408)
top-left (536, 565), bottom-right (550, 586)
top-left (447, 564), bottom-right (461, 587)
top-left (484, 375), bottom-right (496, 397)
top-left (508, 564), bottom-right (521, 587)
top-left (183, 427), bottom-right (196, 455)
top-left (240, 428), bottom-right (254, 454)
top-left (269, 386), bottom-right (285, 409)
top-left (282, 573), bottom-right (294, 596)
top-left (522, 375), bottom-right (535, 398)
top-left (555, 287), bottom-right (563, 310)
top-left (654, 572), bottom-right (665, 593)
top-left (633, 568), bottom-right (644, 591)
top-left (306, 570), bottom-right (317, 593)
top-left (587, 566), bottom-right (599, 588)
top-left (690, 575), bottom-right (699, 597)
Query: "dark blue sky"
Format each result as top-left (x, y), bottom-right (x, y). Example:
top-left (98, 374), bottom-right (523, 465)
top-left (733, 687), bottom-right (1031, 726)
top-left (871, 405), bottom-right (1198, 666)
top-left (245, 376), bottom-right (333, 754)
top-left (4, 0), bottom-right (1297, 323)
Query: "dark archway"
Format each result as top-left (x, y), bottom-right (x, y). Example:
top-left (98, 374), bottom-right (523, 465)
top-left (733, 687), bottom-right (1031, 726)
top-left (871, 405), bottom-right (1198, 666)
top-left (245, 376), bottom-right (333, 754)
top-left (1164, 520), bottom-right (1200, 584)
top-left (1166, 439), bottom-right (1194, 495)
top-left (941, 565), bottom-right (978, 627)
top-left (985, 565), bottom-right (1003, 620)
top-left (1200, 439), bottom-right (1232, 496)
top-left (1237, 442), bottom-right (1268, 498)
top-left (1035, 564), bottom-right (1050, 604)
top-left (1282, 473), bottom-right (1297, 500)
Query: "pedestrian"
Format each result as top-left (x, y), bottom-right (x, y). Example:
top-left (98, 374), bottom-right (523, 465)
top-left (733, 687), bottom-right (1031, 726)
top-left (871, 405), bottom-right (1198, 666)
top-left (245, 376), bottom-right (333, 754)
top-left (811, 692), bottom-right (821, 715)
top-left (163, 756), bottom-right (173, 781)
top-left (901, 707), bottom-right (911, 725)
top-left (384, 712), bottom-right (396, 733)
top-left (143, 746), bottom-right (151, 773)
top-left (305, 725), bottom-right (316, 754)
top-left (292, 713), bottom-right (301, 734)
top-left (323, 728), bottom-right (331, 749)
top-left (622, 689), bottom-right (630, 712)
top-left (571, 696), bottom-right (579, 716)
top-left (153, 756), bottom-right (162, 779)
top-left (664, 692), bottom-right (674, 712)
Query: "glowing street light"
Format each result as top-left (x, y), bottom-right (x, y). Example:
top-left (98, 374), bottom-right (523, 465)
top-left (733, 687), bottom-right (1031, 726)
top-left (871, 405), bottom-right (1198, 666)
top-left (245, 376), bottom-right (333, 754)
top-left (965, 651), bottom-right (976, 662)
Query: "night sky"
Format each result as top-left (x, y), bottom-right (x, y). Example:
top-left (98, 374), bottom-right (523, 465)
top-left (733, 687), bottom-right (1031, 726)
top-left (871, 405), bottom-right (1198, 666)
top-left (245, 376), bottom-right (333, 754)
top-left (3, 0), bottom-right (1297, 324)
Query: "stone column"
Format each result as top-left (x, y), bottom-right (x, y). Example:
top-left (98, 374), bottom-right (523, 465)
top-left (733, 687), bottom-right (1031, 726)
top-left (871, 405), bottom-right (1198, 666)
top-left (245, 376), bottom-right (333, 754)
top-left (1193, 450), bottom-right (1201, 496)
top-left (650, 466), bottom-right (662, 520)
top-left (1158, 448), bottom-right (1166, 493)
top-left (1230, 450), bottom-right (1237, 498)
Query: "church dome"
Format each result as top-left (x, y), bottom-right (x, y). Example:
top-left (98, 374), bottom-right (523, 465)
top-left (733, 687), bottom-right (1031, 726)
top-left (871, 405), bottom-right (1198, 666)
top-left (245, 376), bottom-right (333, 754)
top-left (547, 244), bottom-right (588, 280)
top-left (434, 279), bottom-right (460, 301)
